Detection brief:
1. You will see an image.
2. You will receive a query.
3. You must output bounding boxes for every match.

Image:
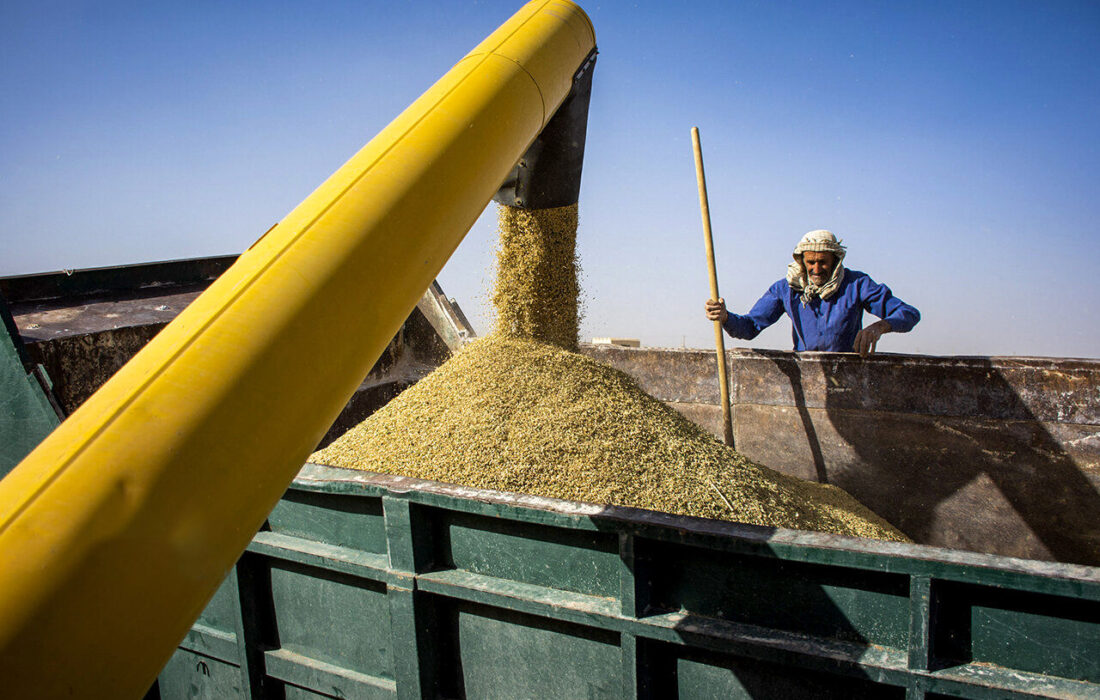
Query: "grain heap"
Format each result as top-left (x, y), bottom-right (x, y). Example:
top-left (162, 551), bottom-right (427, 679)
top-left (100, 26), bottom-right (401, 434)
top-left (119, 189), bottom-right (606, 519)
top-left (312, 334), bottom-right (906, 540)
top-left (312, 203), bottom-right (906, 541)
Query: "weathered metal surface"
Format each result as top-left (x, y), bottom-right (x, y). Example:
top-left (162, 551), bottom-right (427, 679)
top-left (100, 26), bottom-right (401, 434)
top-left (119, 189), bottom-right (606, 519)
top-left (0, 255), bottom-right (236, 306)
top-left (28, 324), bottom-right (168, 414)
top-left (583, 345), bottom-right (1100, 567)
top-left (12, 287), bottom-right (205, 343)
top-left (668, 401), bottom-right (727, 440)
top-left (732, 350), bottom-right (1100, 425)
top-left (154, 464), bottom-right (1100, 699)
top-left (584, 346), bottom-right (725, 405)
top-left (6, 262), bottom-right (223, 415)
top-left (582, 346), bottom-right (1100, 425)
top-left (2, 258), bottom-right (467, 431)
top-left (415, 280), bottom-right (475, 353)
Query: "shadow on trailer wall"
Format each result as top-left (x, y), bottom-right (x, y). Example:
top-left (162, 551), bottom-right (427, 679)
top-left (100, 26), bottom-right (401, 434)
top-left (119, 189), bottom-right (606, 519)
top-left (584, 346), bottom-right (1100, 567)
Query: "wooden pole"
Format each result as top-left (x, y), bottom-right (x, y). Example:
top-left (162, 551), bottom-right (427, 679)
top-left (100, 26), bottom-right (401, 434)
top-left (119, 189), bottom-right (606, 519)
top-left (691, 126), bottom-right (735, 447)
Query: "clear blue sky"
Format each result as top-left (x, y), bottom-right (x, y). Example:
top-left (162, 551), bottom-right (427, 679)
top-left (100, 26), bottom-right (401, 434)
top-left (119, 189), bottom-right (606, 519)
top-left (2, 1), bottom-right (1098, 358)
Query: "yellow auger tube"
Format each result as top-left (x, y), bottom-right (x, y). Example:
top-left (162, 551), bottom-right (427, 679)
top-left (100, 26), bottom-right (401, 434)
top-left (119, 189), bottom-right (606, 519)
top-left (0, 2), bottom-right (595, 696)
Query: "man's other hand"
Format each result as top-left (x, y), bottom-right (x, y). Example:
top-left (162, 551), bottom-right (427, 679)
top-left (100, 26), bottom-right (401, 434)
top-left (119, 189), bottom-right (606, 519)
top-left (705, 298), bottom-right (728, 324)
top-left (854, 320), bottom-right (893, 357)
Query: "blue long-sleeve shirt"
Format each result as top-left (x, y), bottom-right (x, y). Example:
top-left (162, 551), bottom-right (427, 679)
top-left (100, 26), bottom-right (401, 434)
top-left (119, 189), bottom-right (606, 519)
top-left (722, 270), bottom-right (920, 352)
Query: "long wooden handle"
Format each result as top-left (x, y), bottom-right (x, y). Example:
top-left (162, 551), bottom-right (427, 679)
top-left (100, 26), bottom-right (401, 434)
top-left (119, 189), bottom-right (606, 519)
top-left (692, 126), bottom-right (735, 448)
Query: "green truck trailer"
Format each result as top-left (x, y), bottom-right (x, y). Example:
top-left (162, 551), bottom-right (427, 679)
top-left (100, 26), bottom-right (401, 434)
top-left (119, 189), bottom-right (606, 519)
top-left (2, 258), bottom-right (1097, 699)
top-left (158, 465), bottom-right (1099, 699)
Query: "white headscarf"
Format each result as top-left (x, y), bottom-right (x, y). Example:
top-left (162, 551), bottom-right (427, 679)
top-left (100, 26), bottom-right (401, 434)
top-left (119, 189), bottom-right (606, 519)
top-left (786, 229), bottom-right (847, 304)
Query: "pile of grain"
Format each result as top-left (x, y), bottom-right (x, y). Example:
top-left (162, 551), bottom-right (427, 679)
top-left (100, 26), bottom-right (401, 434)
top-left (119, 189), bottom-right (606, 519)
top-left (311, 334), bottom-right (908, 541)
top-left (491, 203), bottom-right (580, 350)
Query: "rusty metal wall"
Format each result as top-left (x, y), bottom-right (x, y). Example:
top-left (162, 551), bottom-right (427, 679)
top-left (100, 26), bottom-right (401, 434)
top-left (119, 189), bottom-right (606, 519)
top-left (581, 345), bottom-right (1100, 567)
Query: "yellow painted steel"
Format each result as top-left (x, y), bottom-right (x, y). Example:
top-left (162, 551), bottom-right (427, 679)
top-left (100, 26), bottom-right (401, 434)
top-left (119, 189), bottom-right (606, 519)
top-left (0, 1), bottom-right (594, 696)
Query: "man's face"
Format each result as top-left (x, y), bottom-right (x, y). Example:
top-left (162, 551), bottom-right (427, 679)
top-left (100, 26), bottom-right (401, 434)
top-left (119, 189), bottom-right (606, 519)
top-left (802, 251), bottom-right (836, 285)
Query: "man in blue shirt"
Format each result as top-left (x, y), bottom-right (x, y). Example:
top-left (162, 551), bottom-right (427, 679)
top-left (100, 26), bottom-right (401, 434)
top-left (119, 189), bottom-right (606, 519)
top-left (705, 230), bottom-right (920, 356)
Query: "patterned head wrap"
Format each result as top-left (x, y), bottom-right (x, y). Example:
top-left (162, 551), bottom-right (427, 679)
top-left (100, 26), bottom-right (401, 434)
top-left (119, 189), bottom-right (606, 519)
top-left (786, 230), bottom-right (847, 304)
